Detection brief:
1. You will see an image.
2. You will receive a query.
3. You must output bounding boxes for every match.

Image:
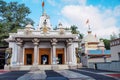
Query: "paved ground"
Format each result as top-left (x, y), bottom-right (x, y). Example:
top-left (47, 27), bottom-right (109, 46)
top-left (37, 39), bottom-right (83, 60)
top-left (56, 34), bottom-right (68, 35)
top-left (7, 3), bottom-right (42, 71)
top-left (0, 68), bottom-right (119, 80)
top-left (0, 70), bottom-right (28, 80)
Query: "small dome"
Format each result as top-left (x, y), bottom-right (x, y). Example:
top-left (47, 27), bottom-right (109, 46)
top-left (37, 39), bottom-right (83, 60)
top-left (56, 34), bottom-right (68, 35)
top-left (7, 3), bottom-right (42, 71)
top-left (82, 32), bottom-right (99, 43)
top-left (57, 22), bottom-right (64, 29)
top-left (25, 23), bottom-right (34, 30)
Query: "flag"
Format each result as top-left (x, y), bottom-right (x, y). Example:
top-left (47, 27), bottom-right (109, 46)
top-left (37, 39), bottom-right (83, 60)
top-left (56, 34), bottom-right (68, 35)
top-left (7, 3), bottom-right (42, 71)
top-left (86, 19), bottom-right (89, 24)
top-left (42, 1), bottom-right (44, 7)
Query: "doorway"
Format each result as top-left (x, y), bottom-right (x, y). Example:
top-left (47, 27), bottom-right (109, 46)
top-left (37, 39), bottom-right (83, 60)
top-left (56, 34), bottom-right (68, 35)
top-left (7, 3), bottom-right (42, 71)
top-left (24, 48), bottom-right (34, 65)
top-left (58, 54), bottom-right (63, 64)
top-left (39, 48), bottom-right (51, 65)
top-left (56, 48), bottom-right (64, 64)
top-left (41, 55), bottom-right (49, 64)
top-left (26, 54), bottom-right (32, 65)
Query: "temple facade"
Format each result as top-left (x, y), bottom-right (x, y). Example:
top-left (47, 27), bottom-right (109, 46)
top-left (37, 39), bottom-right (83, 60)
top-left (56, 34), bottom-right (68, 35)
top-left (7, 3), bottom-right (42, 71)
top-left (5, 11), bottom-right (79, 70)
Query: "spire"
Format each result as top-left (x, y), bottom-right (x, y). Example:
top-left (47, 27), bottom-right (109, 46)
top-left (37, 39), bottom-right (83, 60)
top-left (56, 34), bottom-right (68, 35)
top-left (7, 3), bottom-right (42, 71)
top-left (42, 0), bottom-right (45, 15)
top-left (86, 19), bottom-right (91, 34)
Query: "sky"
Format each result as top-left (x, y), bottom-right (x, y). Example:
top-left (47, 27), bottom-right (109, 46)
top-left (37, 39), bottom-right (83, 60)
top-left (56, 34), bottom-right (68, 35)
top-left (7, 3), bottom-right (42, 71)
top-left (5, 0), bottom-right (120, 39)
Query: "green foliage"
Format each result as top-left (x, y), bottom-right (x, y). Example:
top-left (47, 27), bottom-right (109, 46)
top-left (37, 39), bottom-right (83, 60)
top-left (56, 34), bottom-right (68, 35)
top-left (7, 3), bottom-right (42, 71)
top-left (70, 25), bottom-right (79, 34)
top-left (70, 25), bottom-right (83, 39)
top-left (0, 0), bottom-right (34, 47)
top-left (100, 38), bottom-right (110, 50)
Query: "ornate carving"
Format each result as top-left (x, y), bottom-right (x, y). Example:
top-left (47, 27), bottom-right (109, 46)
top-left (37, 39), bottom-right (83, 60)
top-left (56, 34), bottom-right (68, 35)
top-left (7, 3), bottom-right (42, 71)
top-left (43, 26), bottom-right (48, 33)
top-left (66, 39), bottom-right (72, 46)
top-left (24, 23), bottom-right (33, 35)
top-left (32, 38), bottom-right (40, 46)
top-left (16, 38), bottom-right (23, 46)
top-left (42, 20), bottom-right (49, 34)
top-left (24, 29), bottom-right (32, 35)
top-left (59, 28), bottom-right (65, 35)
top-left (58, 23), bottom-right (65, 35)
top-left (51, 38), bottom-right (57, 46)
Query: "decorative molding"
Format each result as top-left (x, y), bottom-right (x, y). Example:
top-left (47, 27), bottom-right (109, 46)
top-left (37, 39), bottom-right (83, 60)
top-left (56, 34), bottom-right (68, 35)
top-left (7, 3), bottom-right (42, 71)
top-left (24, 29), bottom-right (32, 35)
top-left (66, 39), bottom-right (72, 46)
top-left (59, 28), bottom-right (65, 35)
top-left (51, 38), bottom-right (57, 46)
top-left (32, 38), bottom-right (40, 46)
top-left (16, 38), bottom-right (23, 46)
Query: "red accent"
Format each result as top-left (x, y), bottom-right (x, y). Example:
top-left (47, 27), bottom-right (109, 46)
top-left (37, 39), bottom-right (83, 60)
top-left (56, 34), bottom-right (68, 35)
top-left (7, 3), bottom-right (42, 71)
top-left (95, 34), bottom-right (97, 37)
top-left (107, 74), bottom-right (120, 78)
top-left (42, 1), bottom-right (44, 7)
top-left (86, 19), bottom-right (89, 24)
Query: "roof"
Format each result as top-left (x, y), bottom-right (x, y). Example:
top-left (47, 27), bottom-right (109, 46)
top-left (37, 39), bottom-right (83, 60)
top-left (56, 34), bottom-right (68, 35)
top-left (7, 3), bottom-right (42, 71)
top-left (82, 31), bottom-right (99, 43)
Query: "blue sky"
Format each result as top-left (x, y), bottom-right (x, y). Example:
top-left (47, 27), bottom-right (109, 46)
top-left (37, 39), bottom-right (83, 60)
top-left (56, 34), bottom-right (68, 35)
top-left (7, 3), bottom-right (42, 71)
top-left (5, 0), bottom-right (120, 39)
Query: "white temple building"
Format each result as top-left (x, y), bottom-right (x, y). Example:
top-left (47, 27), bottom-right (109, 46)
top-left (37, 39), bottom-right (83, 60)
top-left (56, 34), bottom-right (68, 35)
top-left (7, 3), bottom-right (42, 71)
top-left (81, 27), bottom-right (111, 66)
top-left (4, 4), bottom-right (79, 70)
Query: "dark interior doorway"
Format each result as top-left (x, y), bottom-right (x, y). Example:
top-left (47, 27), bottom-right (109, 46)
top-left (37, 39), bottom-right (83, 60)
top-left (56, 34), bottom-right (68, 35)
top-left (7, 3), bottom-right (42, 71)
top-left (58, 54), bottom-right (63, 64)
top-left (26, 54), bottom-right (32, 65)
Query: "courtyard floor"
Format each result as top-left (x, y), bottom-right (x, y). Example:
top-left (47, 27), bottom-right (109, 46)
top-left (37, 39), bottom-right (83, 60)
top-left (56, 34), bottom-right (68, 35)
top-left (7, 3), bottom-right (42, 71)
top-left (0, 68), bottom-right (120, 80)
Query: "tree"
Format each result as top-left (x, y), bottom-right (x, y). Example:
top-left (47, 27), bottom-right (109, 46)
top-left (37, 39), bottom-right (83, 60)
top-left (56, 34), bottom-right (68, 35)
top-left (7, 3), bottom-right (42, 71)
top-left (100, 38), bottom-right (110, 50)
top-left (70, 25), bottom-right (83, 39)
top-left (0, 0), bottom-right (34, 47)
top-left (70, 25), bottom-right (79, 34)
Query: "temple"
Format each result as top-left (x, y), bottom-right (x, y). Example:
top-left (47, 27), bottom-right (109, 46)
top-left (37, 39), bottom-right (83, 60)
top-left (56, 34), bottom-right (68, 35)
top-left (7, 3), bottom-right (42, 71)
top-left (4, 1), bottom-right (79, 70)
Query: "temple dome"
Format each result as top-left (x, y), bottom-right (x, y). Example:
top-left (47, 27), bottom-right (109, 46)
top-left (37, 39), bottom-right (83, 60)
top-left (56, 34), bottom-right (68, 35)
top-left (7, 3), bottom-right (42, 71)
top-left (25, 23), bottom-right (34, 30)
top-left (82, 30), bottom-right (99, 43)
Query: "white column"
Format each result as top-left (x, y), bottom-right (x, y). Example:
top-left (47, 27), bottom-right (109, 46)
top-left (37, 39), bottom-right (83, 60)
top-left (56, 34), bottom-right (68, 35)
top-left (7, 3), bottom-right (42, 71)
top-left (66, 39), bottom-right (72, 65)
top-left (16, 38), bottom-right (23, 66)
top-left (32, 38), bottom-right (39, 65)
top-left (51, 39), bottom-right (57, 64)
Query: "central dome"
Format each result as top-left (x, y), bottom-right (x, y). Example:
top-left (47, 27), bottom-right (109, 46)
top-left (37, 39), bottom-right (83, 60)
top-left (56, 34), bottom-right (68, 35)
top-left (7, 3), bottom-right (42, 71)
top-left (82, 30), bottom-right (99, 43)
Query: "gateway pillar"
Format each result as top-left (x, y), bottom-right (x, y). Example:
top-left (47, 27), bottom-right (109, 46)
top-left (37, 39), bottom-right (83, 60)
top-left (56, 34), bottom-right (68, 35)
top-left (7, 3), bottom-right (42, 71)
top-left (16, 38), bottom-right (23, 65)
top-left (51, 39), bottom-right (57, 64)
top-left (32, 38), bottom-right (40, 65)
top-left (66, 39), bottom-right (73, 65)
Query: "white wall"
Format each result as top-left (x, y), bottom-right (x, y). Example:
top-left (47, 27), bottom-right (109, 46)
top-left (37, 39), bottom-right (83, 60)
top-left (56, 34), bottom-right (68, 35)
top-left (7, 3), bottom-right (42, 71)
top-left (111, 45), bottom-right (120, 61)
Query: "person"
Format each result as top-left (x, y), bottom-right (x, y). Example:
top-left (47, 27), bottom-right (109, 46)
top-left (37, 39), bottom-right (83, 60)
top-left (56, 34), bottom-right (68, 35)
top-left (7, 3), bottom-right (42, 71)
top-left (42, 56), bottom-right (47, 64)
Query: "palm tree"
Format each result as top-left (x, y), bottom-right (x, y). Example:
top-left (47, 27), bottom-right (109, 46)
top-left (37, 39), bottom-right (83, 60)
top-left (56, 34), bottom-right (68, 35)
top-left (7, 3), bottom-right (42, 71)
top-left (70, 25), bottom-right (79, 34)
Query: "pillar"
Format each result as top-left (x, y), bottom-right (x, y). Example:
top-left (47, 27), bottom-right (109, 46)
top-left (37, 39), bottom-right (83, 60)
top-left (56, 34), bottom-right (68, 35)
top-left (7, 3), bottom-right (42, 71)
top-left (66, 39), bottom-right (72, 65)
top-left (32, 38), bottom-right (40, 65)
top-left (51, 39), bottom-right (57, 64)
top-left (16, 38), bottom-right (23, 65)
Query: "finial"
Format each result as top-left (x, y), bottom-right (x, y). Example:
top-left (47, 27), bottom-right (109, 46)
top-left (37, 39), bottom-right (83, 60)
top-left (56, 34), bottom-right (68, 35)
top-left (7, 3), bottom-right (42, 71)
top-left (86, 19), bottom-right (92, 34)
top-left (42, 0), bottom-right (45, 15)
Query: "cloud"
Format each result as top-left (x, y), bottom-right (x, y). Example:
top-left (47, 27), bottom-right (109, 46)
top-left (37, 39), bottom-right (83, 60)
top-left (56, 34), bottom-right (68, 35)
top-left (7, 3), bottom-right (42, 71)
top-left (61, 5), bottom-right (120, 39)
top-left (114, 5), bottom-right (120, 17)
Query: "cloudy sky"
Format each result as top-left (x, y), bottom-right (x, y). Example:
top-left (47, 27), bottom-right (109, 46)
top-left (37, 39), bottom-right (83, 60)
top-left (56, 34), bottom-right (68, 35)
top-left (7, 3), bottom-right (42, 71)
top-left (6, 0), bottom-right (120, 39)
